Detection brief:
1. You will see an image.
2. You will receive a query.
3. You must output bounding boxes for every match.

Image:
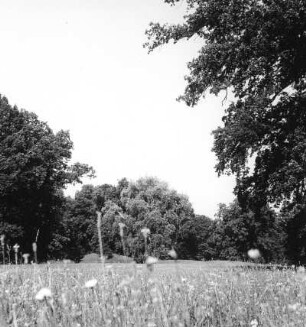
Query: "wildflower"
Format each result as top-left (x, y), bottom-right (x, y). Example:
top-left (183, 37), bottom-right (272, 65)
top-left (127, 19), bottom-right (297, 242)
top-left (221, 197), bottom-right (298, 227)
top-left (247, 249), bottom-right (260, 260)
top-left (146, 256), bottom-right (158, 272)
top-left (13, 244), bottom-right (19, 253)
top-left (85, 279), bottom-right (98, 288)
top-left (146, 256), bottom-right (158, 266)
top-left (35, 287), bottom-right (52, 301)
top-left (141, 228), bottom-right (150, 238)
top-left (168, 248), bottom-right (177, 260)
top-left (250, 319), bottom-right (258, 327)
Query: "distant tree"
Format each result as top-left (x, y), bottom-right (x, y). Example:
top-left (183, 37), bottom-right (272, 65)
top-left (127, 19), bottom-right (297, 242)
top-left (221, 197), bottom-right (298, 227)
top-left (61, 185), bottom-right (97, 261)
top-left (179, 214), bottom-right (213, 260)
top-left (0, 95), bottom-right (94, 259)
top-left (120, 177), bottom-right (195, 260)
top-left (207, 201), bottom-right (286, 262)
top-left (61, 183), bottom-right (124, 260)
top-left (284, 206), bottom-right (306, 264)
top-left (94, 184), bottom-right (118, 209)
top-left (145, 0), bottom-right (306, 262)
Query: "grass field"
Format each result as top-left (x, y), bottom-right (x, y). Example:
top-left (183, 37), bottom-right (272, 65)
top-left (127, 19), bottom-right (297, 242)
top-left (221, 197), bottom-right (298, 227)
top-left (0, 260), bottom-right (305, 326)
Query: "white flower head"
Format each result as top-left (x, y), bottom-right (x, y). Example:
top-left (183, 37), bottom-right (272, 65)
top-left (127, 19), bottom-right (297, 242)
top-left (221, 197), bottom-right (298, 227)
top-left (146, 256), bottom-right (158, 266)
top-left (250, 319), bottom-right (259, 327)
top-left (168, 249), bottom-right (177, 260)
top-left (35, 287), bottom-right (52, 301)
top-left (247, 249), bottom-right (260, 260)
top-left (141, 228), bottom-right (150, 238)
top-left (85, 279), bottom-right (98, 288)
top-left (13, 244), bottom-right (20, 253)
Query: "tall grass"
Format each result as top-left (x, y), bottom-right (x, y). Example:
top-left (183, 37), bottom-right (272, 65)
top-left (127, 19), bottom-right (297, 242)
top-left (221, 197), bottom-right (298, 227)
top-left (0, 261), bottom-right (305, 326)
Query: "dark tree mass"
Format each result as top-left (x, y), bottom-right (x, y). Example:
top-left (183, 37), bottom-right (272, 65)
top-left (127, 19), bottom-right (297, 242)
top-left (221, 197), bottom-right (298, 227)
top-left (145, 0), bottom-right (306, 263)
top-left (0, 95), bottom-right (94, 260)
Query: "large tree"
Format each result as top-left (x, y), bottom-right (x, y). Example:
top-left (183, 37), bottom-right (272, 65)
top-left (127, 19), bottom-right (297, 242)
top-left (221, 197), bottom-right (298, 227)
top-left (62, 177), bottom-right (196, 261)
top-left (145, 0), bottom-right (306, 261)
top-left (0, 95), bottom-right (94, 260)
top-left (120, 177), bottom-right (195, 260)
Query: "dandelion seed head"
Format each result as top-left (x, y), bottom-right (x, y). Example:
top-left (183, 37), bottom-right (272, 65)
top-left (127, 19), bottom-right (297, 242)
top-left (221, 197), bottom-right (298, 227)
top-left (13, 244), bottom-right (20, 252)
top-left (146, 256), bottom-right (158, 272)
top-left (247, 249), bottom-right (260, 260)
top-left (141, 228), bottom-right (150, 238)
top-left (35, 287), bottom-right (52, 301)
top-left (146, 256), bottom-right (158, 266)
top-left (168, 248), bottom-right (177, 259)
top-left (85, 279), bottom-right (98, 288)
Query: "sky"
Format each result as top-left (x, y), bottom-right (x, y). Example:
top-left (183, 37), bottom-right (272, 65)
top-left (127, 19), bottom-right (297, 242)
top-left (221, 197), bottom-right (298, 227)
top-left (0, 0), bottom-right (235, 218)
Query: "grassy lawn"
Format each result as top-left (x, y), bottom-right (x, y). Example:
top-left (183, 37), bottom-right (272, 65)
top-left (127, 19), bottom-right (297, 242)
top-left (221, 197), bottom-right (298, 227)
top-left (0, 260), bottom-right (305, 326)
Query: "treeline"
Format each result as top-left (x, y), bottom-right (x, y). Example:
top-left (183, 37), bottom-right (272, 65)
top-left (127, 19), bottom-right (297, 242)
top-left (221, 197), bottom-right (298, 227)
top-left (0, 94), bottom-right (305, 264)
top-left (50, 179), bottom-right (287, 263)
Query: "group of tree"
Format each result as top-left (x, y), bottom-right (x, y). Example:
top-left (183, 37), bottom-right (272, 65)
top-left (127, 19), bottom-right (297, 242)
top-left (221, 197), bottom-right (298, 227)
top-left (1, 0), bottom-right (306, 264)
top-left (0, 92), bottom-right (288, 264)
top-left (0, 95), bottom-right (94, 261)
top-left (145, 0), bottom-right (306, 263)
top-left (0, 91), bottom-right (298, 263)
top-left (51, 182), bottom-right (287, 263)
top-left (56, 177), bottom-right (199, 262)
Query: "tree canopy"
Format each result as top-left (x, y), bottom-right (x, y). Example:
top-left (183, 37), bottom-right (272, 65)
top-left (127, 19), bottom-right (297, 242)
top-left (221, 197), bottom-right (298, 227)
top-left (145, 0), bottom-right (306, 261)
top-left (0, 95), bottom-right (94, 259)
top-left (60, 177), bottom-right (197, 262)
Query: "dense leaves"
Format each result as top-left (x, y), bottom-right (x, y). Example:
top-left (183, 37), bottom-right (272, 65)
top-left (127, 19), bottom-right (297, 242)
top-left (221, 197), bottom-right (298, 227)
top-left (0, 95), bottom-right (94, 260)
top-left (60, 177), bottom-right (197, 262)
top-left (145, 0), bottom-right (306, 262)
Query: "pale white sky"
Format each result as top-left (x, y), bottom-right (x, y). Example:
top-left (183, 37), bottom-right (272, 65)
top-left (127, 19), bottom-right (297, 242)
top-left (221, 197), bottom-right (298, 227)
top-left (0, 0), bottom-right (235, 217)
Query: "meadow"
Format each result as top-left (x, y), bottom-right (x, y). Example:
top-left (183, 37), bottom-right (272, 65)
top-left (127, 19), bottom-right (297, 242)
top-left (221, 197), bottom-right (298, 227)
top-left (0, 260), bottom-right (306, 327)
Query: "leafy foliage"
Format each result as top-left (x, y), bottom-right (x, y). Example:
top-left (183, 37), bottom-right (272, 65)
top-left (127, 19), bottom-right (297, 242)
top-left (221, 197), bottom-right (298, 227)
top-left (0, 95), bottom-right (94, 260)
top-left (145, 0), bottom-right (306, 262)
top-left (208, 201), bottom-right (286, 262)
top-left (60, 177), bottom-right (196, 262)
